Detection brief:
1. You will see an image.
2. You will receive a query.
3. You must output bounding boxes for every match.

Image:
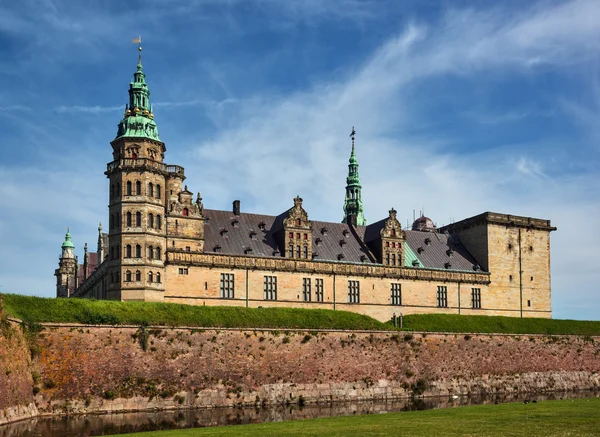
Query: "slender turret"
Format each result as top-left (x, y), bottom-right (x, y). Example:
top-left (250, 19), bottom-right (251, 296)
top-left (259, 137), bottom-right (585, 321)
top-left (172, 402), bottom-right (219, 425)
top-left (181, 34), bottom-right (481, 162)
top-left (342, 127), bottom-right (366, 226)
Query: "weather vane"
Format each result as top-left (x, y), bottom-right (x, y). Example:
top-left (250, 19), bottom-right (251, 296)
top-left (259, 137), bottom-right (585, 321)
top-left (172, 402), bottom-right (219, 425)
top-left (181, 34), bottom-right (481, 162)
top-left (350, 126), bottom-right (356, 147)
top-left (132, 35), bottom-right (142, 62)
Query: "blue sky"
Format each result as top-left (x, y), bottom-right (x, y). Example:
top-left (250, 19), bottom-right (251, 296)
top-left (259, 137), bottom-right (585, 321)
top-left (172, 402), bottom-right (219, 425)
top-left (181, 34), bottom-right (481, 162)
top-left (0, 0), bottom-right (599, 320)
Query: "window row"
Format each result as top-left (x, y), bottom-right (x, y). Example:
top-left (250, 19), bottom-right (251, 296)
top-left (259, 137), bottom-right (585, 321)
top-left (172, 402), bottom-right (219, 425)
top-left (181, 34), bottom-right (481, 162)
top-left (123, 270), bottom-right (162, 283)
top-left (110, 182), bottom-right (162, 199)
top-left (109, 270), bottom-right (161, 284)
top-left (125, 244), bottom-right (162, 260)
top-left (109, 212), bottom-right (163, 230)
top-left (384, 252), bottom-right (399, 266)
top-left (288, 232), bottom-right (309, 240)
top-left (436, 286), bottom-right (482, 309)
top-left (288, 244), bottom-right (309, 259)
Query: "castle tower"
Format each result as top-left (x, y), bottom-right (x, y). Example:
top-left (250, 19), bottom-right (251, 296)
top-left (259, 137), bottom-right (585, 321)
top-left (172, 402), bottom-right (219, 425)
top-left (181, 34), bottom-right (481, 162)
top-left (342, 127), bottom-right (366, 226)
top-left (104, 48), bottom-right (168, 301)
top-left (55, 229), bottom-right (78, 298)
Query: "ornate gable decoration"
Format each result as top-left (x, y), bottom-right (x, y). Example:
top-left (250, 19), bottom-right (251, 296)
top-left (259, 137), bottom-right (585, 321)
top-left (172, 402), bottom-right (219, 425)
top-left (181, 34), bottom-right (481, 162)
top-left (381, 208), bottom-right (403, 239)
top-left (283, 196), bottom-right (313, 259)
top-left (283, 196), bottom-right (311, 230)
top-left (169, 187), bottom-right (204, 218)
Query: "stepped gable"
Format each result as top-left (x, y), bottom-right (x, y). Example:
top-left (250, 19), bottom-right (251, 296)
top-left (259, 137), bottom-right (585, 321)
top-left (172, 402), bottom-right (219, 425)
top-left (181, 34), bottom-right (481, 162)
top-left (404, 230), bottom-right (481, 272)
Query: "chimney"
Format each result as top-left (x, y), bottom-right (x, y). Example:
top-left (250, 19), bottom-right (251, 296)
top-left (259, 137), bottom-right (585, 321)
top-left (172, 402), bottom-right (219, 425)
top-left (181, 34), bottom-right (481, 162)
top-left (233, 200), bottom-right (240, 216)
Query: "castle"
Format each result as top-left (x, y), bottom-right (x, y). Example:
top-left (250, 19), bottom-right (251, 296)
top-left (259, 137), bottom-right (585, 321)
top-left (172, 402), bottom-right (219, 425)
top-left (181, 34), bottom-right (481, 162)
top-left (55, 54), bottom-right (556, 321)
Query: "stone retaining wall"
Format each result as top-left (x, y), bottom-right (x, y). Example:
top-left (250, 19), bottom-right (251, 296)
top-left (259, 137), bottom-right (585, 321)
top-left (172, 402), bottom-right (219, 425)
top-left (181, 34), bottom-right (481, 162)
top-left (2, 322), bottom-right (600, 424)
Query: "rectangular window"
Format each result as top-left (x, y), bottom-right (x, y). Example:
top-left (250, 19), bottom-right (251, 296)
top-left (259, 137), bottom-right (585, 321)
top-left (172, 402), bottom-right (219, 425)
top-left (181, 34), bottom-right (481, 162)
top-left (437, 286), bottom-right (448, 308)
top-left (348, 280), bottom-right (360, 303)
top-left (391, 283), bottom-right (402, 306)
top-left (302, 278), bottom-right (311, 302)
top-left (264, 276), bottom-right (277, 300)
top-left (220, 273), bottom-right (235, 299)
top-left (178, 267), bottom-right (189, 275)
top-left (315, 279), bottom-right (324, 302)
top-left (471, 288), bottom-right (481, 309)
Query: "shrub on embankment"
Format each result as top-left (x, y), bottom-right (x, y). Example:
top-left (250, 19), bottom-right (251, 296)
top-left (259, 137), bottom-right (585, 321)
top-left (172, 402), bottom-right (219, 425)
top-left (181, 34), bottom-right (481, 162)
top-left (0, 294), bottom-right (391, 330)
top-left (399, 313), bottom-right (600, 336)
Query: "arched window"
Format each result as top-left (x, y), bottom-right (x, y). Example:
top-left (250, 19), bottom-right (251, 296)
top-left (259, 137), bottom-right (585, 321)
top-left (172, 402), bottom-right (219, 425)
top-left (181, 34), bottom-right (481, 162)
top-left (148, 272), bottom-right (153, 283)
top-left (125, 270), bottom-right (131, 282)
top-left (157, 215), bottom-right (162, 229)
top-left (386, 253), bottom-right (390, 265)
top-left (148, 245), bottom-right (154, 259)
top-left (149, 213), bottom-right (154, 229)
top-left (136, 212), bottom-right (141, 227)
top-left (115, 213), bottom-right (120, 227)
top-left (135, 180), bottom-right (141, 195)
top-left (156, 272), bottom-right (161, 283)
top-left (289, 245), bottom-right (294, 258)
top-left (392, 253), bottom-right (396, 266)
top-left (391, 229), bottom-right (396, 237)
top-left (110, 247), bottom-right (115, 260)
top-left (303, 246), bottom-right (308, 259)
top-left (296, 245), bottom-right (301, 258)
top-left (296, 219), bottom-right (301, 226)
top-left (109, 214), bottom-right (114, 229)
top-left (148, 183), bottom-right (154, 197)
top-left (126, 181), bottom-right (132, 196)
top-left (135, 270), bottom-right (141, 281)
top-left (155, 247), bottom-right (161, 260)
top-left (126, 245), bottom-right (132, 258)
top-left (126, 212), bottom-right (132, 227)
top-left (115, 272), bottom-right (120, 283)
top-left (156, 184), bottom-right (161, 199)
top-left (182, 208), bottom-right (189, 216)
top-left (135, 244), bottom-right (141, 258)
top-left (110, 184), bottom-right (115, 199)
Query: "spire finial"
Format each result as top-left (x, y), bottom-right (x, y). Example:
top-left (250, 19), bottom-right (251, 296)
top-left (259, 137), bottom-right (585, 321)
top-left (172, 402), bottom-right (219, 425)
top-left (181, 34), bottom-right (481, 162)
top-left (132, 36), bottom-right (142, 66)
top-left (350, 126), bottom-right (356, 152)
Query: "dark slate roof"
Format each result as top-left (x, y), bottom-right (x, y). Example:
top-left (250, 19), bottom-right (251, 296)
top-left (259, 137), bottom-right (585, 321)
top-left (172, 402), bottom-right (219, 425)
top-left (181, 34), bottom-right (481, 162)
top-left (404, 230), bottom-right (482, 272)
top-left (203, 208), bottom-right (482, 271)
top-left (311, 221), bottom-right (373, 263)
top-left (364, 218), bottom-right (386, 243)
top-left (204, 209), bottom-right (281, 257)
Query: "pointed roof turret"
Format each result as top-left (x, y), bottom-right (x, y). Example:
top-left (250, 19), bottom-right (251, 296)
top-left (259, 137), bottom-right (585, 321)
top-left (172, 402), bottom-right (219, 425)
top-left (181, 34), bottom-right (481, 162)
top-left (61, 228), bottom-right (75, 249)
top-left (342, 127), bottom-right (366, 226)
top-left (115, 40), bottom-right (161, 142)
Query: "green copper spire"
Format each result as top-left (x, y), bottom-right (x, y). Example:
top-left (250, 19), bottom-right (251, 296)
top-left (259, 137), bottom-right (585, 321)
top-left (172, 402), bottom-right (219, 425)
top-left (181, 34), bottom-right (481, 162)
top-left (61, 228), bottom-right (75, 249)
top-left (342, 127), bottom-right (366, 226)
top-left (115, 43), bottom-right (161, 142)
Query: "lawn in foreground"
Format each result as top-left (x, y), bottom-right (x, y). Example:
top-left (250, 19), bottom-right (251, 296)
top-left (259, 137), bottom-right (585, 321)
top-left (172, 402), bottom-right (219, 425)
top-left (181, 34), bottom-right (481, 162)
top-left (114, 398), bottom-right (600, 437)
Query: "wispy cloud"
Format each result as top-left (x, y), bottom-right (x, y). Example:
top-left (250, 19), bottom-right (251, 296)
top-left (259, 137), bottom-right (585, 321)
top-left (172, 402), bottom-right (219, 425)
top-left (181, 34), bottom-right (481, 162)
top-left (53, 105), bottom-right (122, 114)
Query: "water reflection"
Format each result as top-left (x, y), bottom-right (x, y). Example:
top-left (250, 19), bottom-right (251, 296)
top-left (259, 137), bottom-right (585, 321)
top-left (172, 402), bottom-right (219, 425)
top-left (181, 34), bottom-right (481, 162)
top-left (2, 390), bottom-right (598, 437)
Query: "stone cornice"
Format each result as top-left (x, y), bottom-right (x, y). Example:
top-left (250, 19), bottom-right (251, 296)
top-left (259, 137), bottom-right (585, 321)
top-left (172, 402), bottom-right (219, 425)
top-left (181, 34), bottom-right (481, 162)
top-left (439, 212), bottom-right (557, 233)
top-left (166, 251), bottom-right (490, 284)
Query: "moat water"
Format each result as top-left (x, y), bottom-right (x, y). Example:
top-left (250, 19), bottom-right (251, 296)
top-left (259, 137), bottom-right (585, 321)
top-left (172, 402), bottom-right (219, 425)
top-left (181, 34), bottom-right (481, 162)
top-left (2, 391), bottom-right (598, 437)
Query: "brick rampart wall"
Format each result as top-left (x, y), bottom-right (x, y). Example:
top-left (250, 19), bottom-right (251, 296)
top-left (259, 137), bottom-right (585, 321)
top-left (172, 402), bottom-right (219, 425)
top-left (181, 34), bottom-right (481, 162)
top-left (2, 322), bottom-right (599, 425)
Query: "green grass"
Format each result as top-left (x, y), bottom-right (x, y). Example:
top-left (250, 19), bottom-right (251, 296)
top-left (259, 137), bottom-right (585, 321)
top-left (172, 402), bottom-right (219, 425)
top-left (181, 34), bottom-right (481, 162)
top-left (398, 313), bottom-right (600, 336)
top-left (113, 398), bottom-right (600, 437)
top-left (3, 294), bottom-right (599, 334)
top-left (0, 294), bottom-right (392, 330)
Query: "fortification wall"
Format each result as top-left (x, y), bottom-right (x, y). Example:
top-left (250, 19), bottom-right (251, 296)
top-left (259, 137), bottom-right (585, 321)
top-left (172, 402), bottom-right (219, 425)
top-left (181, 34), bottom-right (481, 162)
top-left (2, 322), bottom-right (600, 425)
top-left (0, 316), bottom-right (36, 425)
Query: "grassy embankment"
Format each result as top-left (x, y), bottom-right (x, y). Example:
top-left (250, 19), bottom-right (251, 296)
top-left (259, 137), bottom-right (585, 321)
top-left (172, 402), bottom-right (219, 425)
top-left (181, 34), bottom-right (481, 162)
top-left (113, 398), bottom-right (600, 437)
top-left (3, 293), bottom-right (600, 335)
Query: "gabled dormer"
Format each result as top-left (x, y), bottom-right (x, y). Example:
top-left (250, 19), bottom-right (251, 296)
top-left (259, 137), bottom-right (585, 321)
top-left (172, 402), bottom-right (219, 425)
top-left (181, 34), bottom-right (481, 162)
top-left (364, 208), bottom-right (405, 266)
top-left (283, 196), bottom-right (313, 259)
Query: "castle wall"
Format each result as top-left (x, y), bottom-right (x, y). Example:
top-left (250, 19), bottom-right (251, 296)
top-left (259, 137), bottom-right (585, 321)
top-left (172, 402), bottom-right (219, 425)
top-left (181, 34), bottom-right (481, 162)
top-left (163, 253), bottom-right (494, 321)
top-left (6, 324), bottom-right (597, 422)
